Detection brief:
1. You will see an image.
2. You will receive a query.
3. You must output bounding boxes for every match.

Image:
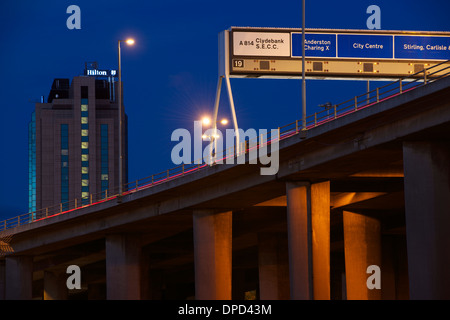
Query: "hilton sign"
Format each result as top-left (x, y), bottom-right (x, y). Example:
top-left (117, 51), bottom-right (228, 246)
top-left (85, 69), bottom-right (117, 77)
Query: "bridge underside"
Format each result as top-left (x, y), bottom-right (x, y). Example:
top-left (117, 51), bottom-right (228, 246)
top-left (18, 140), bottom-right (417, 300)
top-left (2, 77), bottom-right (450, 300)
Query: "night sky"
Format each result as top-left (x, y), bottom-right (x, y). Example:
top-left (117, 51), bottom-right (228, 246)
top-left (1, 0), bottom-right (449, 221)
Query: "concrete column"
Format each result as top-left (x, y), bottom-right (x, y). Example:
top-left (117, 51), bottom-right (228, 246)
top-left (286, 181), bottom-right (311, 300)
top-left (395, 237), bottom-right (410, 300)
top-left (44, 270), bottom-right (68, 300)
top-left (381, 235), bottom-right (409, 300)
top-left (0, 260), bottom-right (5, 300)
top-left (258, 232), bottom-right (289, 300)
top-left (5, 255), bottom-right (33, 300)
top-left (311, 181), bottom-right (330, 300)
top-left (403, 141), bottom-right (450, 299)
top-left (140, 250), bottom-right (151, 300)
top-left (106, 234), bottom-right (142, 300)
top-left (193, 210), bottom-right (232, 300)
top-left (343, 211), bottom-right (381, 300)
top-left (148, 270), bottom-right (164, 300)
top-left (381, 237), bottom-right (396, 300)
top-left (286, 181), bottom-right (331, 300)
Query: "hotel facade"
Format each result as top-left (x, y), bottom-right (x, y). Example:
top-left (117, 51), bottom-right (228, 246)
top-left (28, 69), bottom-right (128, 213)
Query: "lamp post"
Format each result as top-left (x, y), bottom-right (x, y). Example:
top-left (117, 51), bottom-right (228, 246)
top-left (202, 116), bottom-right (228, 163)
top-left (302, 0), bottom-right (306, 131)
top-left (117, 38), bottom-right (134, 195)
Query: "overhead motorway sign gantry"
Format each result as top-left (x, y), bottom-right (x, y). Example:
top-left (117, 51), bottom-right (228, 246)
top-left (221, 27), bottom-right (450, 80)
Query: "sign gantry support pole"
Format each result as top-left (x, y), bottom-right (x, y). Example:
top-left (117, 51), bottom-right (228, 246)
top-left (212, 30), bottom-right (240, 164)
top-left (211, 75), bottom-right (223, 161)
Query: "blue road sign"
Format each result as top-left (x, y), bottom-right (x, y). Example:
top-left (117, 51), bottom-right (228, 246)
top-left (337, 34), bottom-right (393, 59)
top-left (395, 35), bottom-right (450, 60)
top-left (292, 33), bottom-right (337, 58)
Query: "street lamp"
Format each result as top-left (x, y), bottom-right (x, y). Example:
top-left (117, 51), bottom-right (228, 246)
top-left (318, 102), bottom-right (333, 118)
top-left (201, 116), bottom-right (228, 128)
top-left (201, 116), bottom-right (229, 162)
top-left (202, 116), bottom-right (211, 126)
top-left (118, 38), bottom-right (134, 195)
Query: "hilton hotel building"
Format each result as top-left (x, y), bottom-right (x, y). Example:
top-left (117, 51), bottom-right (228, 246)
top-left (28, 69), bottom-right (128, 213)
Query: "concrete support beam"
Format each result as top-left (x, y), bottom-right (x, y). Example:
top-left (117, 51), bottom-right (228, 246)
top-left (403, 141), bottom-right (450, 299)
top-left (106, 234), bottom-right (142, 300)
top-left (257, 232), bottom-right (290, 300)
top-left (381, 237), bottom-right (396, 300)
top-left (286, 181), bottom-right (311, 300)
top-left (140, 250), bottom-right (151, 300)
top-left (148, 270), bottom-right (164, 300)
top-left (193, 210), bottom-right (232, 300)
top-left (343, 211), bottom-right (381, 300)
top-left (5, 255), bottom-right (33, 300)
top-left (0, 260), bottom-right (5, 300)
top-left (380, 235), bottom-right (409, 300)
top-left (311, 181), bottom-right (330, 300)
top-left (44, 270), bottom-right (68, 300)
top-left (286, 181), bottom-right (331, 300)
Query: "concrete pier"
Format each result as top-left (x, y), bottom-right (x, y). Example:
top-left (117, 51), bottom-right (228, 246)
top-left (5, 255), bottom-right (33, 300)
top-left (343, 211), bottom-right (381, 300)
top-left (403, 141), bottom-right (450, 299)
top-left (106, 234), bottom-right (142, 300)
top-left (258, 232), bottom-right (290, 300)
top-left (193, 210), bottom-right (232, 300)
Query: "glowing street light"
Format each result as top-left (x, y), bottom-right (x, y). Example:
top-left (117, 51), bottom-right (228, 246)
top-left (200, 115), bottom-right (229, 162)
top-left (202, 116), bottom-right (211, 126)
top-left (201, 116), bottom-right (228, 128)
top-left (200, 116), bottom-right (228, 141)
top-left (118, 37), bottom-right (135, 195)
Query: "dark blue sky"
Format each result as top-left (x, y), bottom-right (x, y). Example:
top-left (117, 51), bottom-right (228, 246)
top-left (1, 0), bottom-right (449, 220)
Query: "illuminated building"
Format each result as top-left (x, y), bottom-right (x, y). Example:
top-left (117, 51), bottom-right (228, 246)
top-left (28, 64), bottom-right (128, 213)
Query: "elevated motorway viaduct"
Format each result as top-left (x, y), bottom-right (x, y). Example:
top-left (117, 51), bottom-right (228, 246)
top-left (1, 76), bottom-right (450, 300)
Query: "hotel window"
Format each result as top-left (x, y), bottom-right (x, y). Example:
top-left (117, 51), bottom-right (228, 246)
top-left (28, 112), bottom-right (36, 215)
top-left (81, 97), bottom-right (89, 204)
top-left (61, 124), bottom-right (69, 210)
top-left (101, 124), bottom-right (109, 193)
